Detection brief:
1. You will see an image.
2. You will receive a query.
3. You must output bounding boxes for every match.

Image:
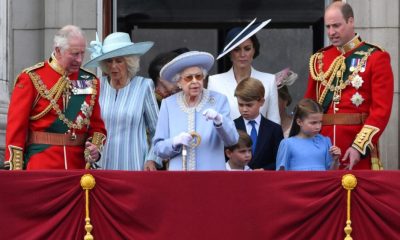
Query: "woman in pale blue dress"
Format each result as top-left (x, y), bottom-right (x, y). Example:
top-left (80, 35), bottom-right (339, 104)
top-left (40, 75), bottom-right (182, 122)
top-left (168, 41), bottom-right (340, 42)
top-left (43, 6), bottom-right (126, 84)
top-left (85, 32), bottom-right (159, 170)
top-left (153, 51), bottom-right (239, 170)
top-left (276, 99), bottom-right (341, 171)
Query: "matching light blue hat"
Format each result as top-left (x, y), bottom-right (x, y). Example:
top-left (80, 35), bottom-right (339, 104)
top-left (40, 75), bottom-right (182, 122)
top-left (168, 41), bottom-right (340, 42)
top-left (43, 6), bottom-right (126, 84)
top-left (84, 32), bottom-right (154, 68)
top-left (160, 51), bottom-right (214, 82)
top-left (217, 18), bottom-right (271, 60)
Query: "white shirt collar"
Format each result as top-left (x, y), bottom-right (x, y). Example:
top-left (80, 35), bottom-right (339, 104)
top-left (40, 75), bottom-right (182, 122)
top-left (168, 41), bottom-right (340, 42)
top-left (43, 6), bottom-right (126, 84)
top-left (243, 114), bottom-right (261, 126)
top-left (226, 161), bottom-right (252, 171)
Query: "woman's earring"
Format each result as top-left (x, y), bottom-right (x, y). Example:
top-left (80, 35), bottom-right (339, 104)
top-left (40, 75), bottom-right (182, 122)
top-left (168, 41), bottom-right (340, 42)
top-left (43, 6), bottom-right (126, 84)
top-left (177, 84), bottom-right (182, 89)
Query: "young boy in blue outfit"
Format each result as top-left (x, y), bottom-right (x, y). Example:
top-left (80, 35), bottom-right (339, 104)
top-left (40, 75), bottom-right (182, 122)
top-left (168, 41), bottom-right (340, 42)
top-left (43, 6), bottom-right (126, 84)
top-left (234, 77), bottom-right (284, 170)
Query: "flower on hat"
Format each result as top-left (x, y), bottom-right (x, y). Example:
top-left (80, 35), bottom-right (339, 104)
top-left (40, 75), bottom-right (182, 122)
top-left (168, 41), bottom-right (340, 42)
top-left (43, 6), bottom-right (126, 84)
top-left (84, 32), bottom-right (154, 68)
top-left (88, 33), bottom-right (103, 60)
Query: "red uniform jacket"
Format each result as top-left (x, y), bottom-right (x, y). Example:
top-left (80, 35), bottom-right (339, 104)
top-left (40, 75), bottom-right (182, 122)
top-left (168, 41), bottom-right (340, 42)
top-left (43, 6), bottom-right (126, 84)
top-left (305, 37), bottom-right (393, 169)
top-left (5, 56), bottom-right (106, 169)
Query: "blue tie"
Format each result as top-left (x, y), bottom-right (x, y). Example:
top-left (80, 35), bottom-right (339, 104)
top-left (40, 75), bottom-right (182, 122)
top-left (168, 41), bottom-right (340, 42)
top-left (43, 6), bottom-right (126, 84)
top-left (249, 120), bottom-right (257, 154)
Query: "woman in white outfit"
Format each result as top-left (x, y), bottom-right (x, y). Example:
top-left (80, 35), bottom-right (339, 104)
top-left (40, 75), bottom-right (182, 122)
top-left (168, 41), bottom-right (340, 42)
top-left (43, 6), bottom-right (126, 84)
top-left (208, 19), bottom-right (280, 124)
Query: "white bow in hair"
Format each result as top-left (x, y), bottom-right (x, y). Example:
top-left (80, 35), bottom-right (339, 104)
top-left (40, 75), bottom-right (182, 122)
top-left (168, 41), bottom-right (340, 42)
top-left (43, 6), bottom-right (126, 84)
top-left (88, 33), bottom-right (103, 60)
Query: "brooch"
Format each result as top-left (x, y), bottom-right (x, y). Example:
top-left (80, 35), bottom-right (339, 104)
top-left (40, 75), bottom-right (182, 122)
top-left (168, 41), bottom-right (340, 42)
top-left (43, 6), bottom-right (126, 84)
top-left (351, 92), bottom-right (364, 107)
top-left (351, 74), bottom-right (364, 90)
top-left (208, 96), bottom-right (216, 106)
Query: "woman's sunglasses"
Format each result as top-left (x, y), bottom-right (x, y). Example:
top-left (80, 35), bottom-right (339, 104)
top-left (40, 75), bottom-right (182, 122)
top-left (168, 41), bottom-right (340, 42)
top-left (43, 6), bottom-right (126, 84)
top-left (181, 73), bottom-right (204, 82)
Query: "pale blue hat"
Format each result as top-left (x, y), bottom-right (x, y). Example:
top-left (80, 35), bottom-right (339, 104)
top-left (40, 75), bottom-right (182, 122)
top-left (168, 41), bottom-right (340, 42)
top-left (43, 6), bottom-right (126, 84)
top-left (84, 32), bottom-right (154, 68)
top-left (160, 51), bottom-right (214, 82)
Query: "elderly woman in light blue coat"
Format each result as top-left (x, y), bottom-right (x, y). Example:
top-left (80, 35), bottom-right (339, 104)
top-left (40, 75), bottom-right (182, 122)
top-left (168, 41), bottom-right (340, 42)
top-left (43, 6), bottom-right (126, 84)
top-left (153, 51), bottom-right (239, 170)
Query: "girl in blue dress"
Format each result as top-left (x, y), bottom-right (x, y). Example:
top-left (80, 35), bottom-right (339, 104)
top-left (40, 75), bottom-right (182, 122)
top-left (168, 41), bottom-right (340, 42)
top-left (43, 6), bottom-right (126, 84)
top-left (276, 98), bottom-right (341, 171)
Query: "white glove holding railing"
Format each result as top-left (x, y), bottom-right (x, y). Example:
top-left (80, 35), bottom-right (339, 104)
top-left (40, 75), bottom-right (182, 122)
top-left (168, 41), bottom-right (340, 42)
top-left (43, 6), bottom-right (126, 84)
top-left (172, 132), bottom-right (193, 149)
top-left (202, 108), bottom-right (223, 126)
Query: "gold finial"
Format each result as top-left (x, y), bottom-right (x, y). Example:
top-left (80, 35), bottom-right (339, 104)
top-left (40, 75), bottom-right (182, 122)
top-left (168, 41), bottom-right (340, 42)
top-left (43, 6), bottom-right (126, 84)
top-left (342, 174), bottom-right (357, 190)
top-left (81, 174), bottom-right (96, 239)
top-left (81, 174), bottom-right (96, 190)
top-left (342, 174), bottom-right (357, 240)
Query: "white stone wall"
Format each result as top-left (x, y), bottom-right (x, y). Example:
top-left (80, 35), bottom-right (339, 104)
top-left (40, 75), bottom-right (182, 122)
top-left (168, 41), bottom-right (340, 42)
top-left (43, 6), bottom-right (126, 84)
top-left (348, 0), bottom-right (400, 169)
top-left (0, 1), bottom-right (9, 163)
top-left (10, 0), bottom-right (98, 81)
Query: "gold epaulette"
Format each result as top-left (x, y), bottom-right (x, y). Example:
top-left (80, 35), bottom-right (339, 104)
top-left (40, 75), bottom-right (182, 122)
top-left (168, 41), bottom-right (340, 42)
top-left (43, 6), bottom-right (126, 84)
top-left (23, 62), bottom-right (45, 73)
top-left (315, 45), bottom-right (334, 53)
top-left (365, 42), bottom-right (385, 52)
top-left (13, 62), bottom-right (44, 88)
top-left (352, 125), bottom-right (380, 155)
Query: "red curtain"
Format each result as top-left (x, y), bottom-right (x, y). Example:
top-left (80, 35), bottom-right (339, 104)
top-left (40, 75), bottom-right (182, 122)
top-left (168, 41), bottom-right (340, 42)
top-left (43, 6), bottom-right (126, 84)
top-left (0, 170), bottom-right (399, 240)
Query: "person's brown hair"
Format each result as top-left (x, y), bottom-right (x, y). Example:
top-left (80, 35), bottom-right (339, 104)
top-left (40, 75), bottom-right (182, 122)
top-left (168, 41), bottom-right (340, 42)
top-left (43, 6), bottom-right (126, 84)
top-left (340, 3), bottom-right (354, 22)
top-left (328, 1), bottom-right (354, 23)
top-left (234, 77), bottom-right (265, 102)
top-left (289, 98), bottom-right (323, 137)
top-left (278, 85), bottom-right (292, 107)
top-left (225, 130), bottom-right (252, 151)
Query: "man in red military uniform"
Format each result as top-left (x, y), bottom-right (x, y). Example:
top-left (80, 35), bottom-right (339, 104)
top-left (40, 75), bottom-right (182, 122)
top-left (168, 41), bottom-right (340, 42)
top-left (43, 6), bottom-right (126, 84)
top-left (305, 2), bottom-right (394, 170)
top-left (5, 25), bottom-right (106, 170)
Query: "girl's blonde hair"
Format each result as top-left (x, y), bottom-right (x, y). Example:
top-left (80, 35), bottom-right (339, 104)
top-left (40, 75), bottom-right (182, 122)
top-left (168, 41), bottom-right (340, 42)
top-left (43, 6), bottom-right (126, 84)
top-left (289, 98), bottom-right (323, 137)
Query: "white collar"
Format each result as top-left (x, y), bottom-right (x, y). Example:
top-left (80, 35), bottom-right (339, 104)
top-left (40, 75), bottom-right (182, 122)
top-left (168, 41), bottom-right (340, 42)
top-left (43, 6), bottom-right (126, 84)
top-left (243, 114), bottom-right (261, 126)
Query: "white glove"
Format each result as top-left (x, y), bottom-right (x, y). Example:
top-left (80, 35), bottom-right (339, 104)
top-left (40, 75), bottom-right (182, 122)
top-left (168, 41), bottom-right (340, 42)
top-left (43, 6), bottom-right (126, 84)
top-left (202, 108), bottom-right (223, 125)
top-left (172, 132), bottom-right (193, 148)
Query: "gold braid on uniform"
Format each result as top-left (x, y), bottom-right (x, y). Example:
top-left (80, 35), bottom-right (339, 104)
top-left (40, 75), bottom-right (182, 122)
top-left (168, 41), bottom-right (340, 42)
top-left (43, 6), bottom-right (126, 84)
top-left (309, 48), bottom-right (375, 104)
top-left (29, 74), bottom-right (69, 120)
top-left (352, 125), bottom-right (379, 155)
top-left (8, 145), bottom-right (24, 170)
top-left (28, 71), bottom-right (98, 130)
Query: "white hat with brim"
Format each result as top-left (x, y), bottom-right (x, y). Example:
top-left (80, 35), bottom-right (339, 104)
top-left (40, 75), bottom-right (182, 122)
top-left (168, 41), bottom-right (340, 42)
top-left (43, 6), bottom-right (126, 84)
top-left (217, 19), bottom-right (271, 60)
top-left (160, 51), bottom-right (214, 82)
top-left (84, 32), bottom-right (154, 68)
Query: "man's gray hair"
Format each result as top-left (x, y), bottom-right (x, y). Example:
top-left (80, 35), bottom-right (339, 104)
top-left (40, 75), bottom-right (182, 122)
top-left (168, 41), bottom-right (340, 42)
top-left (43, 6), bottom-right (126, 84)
top-left (53, 25), bottom-right (86, 52)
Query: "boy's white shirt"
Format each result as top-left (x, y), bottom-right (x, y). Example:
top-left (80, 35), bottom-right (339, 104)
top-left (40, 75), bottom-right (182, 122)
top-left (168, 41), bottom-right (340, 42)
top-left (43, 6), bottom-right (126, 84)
top-left (243, 114), bottom-right (262, 136)
top-left (226, 161), bottom-right (252, 171)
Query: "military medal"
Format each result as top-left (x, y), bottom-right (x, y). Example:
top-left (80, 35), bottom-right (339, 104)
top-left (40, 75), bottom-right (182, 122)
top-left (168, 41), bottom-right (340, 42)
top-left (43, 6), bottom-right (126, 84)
top-left (351, 92), bottom-right (364, 107)
top-left (349, 58), bottom-right (359, 72)
top-left (360, 62), bottom-right (366, 72)
top-left (350, 58), bottom-right (363, 72)
top-left (71, 79), bottom-right (94, 95)
top-left (81, 101), bottom-right (93, 118)
top-left (351, 74), bottom-right (364, 89)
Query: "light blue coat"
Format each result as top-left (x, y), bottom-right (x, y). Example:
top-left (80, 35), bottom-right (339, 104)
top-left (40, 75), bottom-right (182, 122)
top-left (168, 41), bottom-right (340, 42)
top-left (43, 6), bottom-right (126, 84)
top-left (153, 89), bottom-right (238, 170)
top-left (98, 76), bottom-right (159, 170)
